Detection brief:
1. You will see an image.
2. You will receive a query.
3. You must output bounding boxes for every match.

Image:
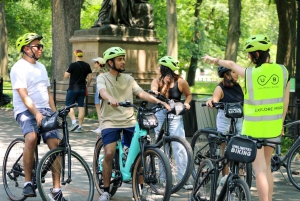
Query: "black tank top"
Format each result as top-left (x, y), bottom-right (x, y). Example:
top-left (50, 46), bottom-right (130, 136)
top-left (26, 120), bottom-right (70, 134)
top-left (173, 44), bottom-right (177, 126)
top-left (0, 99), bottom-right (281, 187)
top-left (219, 83), bottom-right (244, 103)
top-left (169, 81), bottom-right (182, 101)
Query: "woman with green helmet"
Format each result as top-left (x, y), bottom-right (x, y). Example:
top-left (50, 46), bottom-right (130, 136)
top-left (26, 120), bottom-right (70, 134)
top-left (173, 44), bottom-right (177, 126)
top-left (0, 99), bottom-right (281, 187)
top-left (151, 56), bottom-right (193, 190)
top-left (202, 34), bottom-right (290, 201)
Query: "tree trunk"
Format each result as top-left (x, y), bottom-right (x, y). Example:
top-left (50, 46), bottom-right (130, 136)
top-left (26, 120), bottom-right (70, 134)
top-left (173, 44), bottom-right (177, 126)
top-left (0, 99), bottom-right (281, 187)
top-left (276, 0), bottom-right (296, 76)
top-left (51, 0), bottom-right (84, 82)
top-left (224, 0), bottom-right (241, 61)
top-left (0, 2), bottom-right (8, 80)
top-left (187, 0), bottom-right (203, 86)
top-left (166, 0), bottom-right (178, 59)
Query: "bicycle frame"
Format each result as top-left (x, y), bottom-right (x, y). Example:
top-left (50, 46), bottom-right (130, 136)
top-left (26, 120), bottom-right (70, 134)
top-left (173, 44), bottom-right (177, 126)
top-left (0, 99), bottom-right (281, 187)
top-left (97, 116), bottom-right (155, 182)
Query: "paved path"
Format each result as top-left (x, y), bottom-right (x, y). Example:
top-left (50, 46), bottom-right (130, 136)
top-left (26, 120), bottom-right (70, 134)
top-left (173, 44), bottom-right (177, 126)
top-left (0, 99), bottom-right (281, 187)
top-left (0, 108), bottom-right (299, 200)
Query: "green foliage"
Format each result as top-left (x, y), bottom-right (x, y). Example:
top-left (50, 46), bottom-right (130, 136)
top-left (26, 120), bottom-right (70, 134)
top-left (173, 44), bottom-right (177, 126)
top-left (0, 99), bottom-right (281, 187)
top-left (5, 0), bottom-right (52, 75)
top-left (1, 81), bottom-right (13, 109)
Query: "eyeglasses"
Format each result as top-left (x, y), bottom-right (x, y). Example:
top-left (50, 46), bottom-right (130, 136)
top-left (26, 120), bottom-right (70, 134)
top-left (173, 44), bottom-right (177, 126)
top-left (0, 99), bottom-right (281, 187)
top-left (29, 44), bottom-right (44, 50)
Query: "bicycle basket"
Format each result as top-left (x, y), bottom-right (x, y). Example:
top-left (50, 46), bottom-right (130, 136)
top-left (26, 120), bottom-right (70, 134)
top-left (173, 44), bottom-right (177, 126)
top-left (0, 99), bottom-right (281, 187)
top-left (224, 102), bottom-right (243, 118)
top-left (224, 135), bottom-right (257, 163)
top-left (39, 111), bottom-right (62, 133)
top-left (138, 112), bottom-right (158, 129)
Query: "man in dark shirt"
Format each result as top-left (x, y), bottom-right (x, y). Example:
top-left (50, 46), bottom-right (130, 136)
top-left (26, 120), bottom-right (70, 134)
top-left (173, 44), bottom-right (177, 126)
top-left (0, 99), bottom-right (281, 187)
top-left (64, 49), bottom-right (92, 132)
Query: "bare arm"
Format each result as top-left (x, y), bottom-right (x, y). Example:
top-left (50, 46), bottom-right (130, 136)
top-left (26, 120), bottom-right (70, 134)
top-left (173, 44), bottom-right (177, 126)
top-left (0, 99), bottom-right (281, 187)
top-left (206, 86), bottom-right (223, 108)
top-left (202, 55), bottom-right (246, 78)
top-left (179, 79), bottom-right (192, 109)
top-left (99, 88), bottom-right (118, 107)
top-left (86, 73), bottom-right (92, 87)
top-left (137, 90), bottom-right (171, 110)
top-left (17, 88), bottom-right (43, 127)
top-left (150, 78), bottom-right (160, 94)
top-left (282, 81), bottom-right (290, 123)
top-left (64, 72), bottom-right (70, 79)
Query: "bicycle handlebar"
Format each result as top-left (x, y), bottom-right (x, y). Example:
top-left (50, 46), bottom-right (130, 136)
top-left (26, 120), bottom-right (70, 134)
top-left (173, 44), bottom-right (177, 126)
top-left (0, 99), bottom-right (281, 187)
top-left (58, 103), bottom-right (78, 117)
top-left (108, 101), bottom-right (164, 113)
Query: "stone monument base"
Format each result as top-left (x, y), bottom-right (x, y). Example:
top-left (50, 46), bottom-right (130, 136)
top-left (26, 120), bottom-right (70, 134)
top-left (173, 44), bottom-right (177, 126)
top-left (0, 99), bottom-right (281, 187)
top-left (69, 25), bottom-right (161, 88)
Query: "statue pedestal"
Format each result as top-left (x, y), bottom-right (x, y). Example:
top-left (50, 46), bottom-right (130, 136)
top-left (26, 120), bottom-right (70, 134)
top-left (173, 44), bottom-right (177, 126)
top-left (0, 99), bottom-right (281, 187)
top-left (69, 25), bottom-right (161, 90)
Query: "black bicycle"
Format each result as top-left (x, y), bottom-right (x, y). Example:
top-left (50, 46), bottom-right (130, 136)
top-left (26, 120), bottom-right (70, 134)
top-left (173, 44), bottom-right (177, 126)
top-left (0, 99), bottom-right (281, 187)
top-left (190, 102), bottom-right (252, 188)
top-left (2, 104), bottom-right (94, 201)
top-left (148, 90), bottom-right (193, 193)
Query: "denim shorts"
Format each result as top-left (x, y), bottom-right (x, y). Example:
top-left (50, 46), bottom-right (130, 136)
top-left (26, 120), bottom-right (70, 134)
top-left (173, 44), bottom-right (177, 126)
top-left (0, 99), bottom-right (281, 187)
top-left (94, 85), bottom-right (101, 104)
top-left (101, 127), bottom-right (134, 147)
top-left (65, 89), bottom-right (85, 107)
top-left (16, 108), bottom-right (62, 143)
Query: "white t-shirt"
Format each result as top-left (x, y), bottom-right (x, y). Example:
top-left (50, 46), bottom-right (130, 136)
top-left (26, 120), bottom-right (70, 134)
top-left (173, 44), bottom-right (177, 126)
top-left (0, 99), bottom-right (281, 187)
top-left (10, 58), bottom-right (50, 118)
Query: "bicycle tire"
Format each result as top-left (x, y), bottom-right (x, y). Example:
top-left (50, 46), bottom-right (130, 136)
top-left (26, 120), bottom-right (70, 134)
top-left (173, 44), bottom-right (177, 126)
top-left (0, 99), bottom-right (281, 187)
top-left (226, 178), bottom-right (251, 201)
top-left (92, 139), bottom-right (120, 197)
top-left (2, 138), bottom-right (28, 201)
top-left (191, 159), bottom-right (214, 201)
top-left (286, 143), bottom-right (300, 190)
top-left (190, 130), bottom-right (213, 179)
top-left (157, 135), bottom-right (193, 193)
top-left (239, 163), bottom-right (252, 188)
top-left (132, 147), bottom-right (172, 201)
top-left (36, 147), bottom-right (94, 201)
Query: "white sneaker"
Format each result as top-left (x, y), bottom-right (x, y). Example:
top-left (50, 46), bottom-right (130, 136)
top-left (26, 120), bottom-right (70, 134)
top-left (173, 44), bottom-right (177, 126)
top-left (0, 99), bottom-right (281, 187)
top-left (92, 127), bottom-right (101, 133)
top-left (99, 192), bottom-right (111, 201)
top-left (183, 183), bottom-right (193, 190)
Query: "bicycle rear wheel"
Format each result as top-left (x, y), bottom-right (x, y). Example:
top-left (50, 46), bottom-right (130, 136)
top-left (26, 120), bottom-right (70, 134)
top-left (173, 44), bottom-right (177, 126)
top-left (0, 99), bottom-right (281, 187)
top-left (132, 147), bottom-right (172, 201)
top-left (2, 138), bottom-right (27, 201)
top-left (92, 139), bottom-right (120, 197)
top-left (158, 135), bottom-right (193, 193)
top-left (191, 159), bottom-right (214, 201)
top-left (191, 130), bottom-right (214, 179)
top-left (227, 179), bottom-right (251, 201)
top-left (36, 147), bottom-right (94, 201)
top-left (286, 143), bottom-right (300, 190)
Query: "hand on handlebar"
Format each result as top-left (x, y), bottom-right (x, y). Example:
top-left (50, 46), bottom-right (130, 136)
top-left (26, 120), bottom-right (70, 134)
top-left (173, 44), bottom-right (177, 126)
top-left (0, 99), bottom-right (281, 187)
top-left (160, 101), bottom-right (171, 111)
top-left (206, 99), bottom-right (214, 108)
top-left (108, 98), bottom-right (119, 107)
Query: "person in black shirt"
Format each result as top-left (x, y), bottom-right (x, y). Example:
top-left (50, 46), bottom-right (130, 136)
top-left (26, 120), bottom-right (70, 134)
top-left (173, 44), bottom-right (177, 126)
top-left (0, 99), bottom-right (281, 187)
top-left (64, 50), bottom-right (92, 132)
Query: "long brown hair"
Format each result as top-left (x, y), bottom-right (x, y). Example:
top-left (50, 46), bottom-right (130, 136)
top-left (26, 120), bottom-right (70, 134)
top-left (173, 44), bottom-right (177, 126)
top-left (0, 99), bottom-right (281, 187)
top-left (158, 65), bottom-right (181, 98)
top-left (220, 71), bottom-right (240, 88)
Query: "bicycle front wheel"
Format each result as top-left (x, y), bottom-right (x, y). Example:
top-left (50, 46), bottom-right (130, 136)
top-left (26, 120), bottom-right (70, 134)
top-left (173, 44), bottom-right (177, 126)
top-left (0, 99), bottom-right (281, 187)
top-left (2, 138), bottom-right (27, 201)
top-left (226, 179), bottom-right (251, 201)
top-left (132, 147), bottom-right (172, 201)
top-left (191, 159), bottom-right (214, 201)
top-left (158, 135), bottom-right (193, 193)
top-left (36, 147), bottom-right (94, 201)
top-left (286, 143), bottom-right (300, 190)
top-left (190, 130), bottom-right (213, 179)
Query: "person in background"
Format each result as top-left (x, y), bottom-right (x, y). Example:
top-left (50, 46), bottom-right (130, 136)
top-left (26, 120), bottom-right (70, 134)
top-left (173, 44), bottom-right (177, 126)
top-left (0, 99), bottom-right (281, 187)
top-left (64, 50), bottom-right (92, 133)
top-left (91, 57), bottom-right (108, 134)
top-left (150, 56), bottom-right (193, 190)
top-left (97, 47), bottom-right (170, 201)
top-left (206, 66), bottom-right (244, 182)
top-left (202, 34), bottom-right (290, 201)
top-left (10, 33), bottom-right (66, 200)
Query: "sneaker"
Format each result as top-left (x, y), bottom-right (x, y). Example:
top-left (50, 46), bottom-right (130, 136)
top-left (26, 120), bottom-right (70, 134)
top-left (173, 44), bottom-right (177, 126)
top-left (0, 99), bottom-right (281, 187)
top-left (99, 192), bottom-right (111, 201)
top-left (73, 127), bottom-right (83, 133)
top-left (183, 183), bottom-right (193, 190)
top-left (92, 127), bottom-right (101, 133)
top-left (23, 183), bottom-right (36, 197)
top-left (48, 188), bottom-right (67, 201)
top-left (69, 123), bottom-right (79, 131)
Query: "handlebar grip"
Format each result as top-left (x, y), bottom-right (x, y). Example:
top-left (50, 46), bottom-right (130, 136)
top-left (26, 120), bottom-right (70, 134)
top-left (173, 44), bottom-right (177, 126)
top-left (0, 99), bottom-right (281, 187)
top-left (201, 103), bottom-right (207, 107)
top-left (65, 103), bottom-right (77, 110)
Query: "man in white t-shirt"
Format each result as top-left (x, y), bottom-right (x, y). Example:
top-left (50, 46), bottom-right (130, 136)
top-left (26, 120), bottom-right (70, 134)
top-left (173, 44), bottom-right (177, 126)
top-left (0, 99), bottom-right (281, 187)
top-left (10, 33), bottom-right (66, 201)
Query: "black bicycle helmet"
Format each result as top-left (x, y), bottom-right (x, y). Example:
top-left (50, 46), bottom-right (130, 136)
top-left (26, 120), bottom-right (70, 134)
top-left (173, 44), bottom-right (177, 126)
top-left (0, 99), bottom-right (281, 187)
top-left (218, 66), bottom-right (231, 78)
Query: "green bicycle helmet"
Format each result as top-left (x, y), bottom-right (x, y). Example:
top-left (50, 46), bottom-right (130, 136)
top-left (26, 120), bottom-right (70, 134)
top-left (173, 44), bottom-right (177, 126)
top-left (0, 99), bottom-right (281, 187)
top-left (158, 56), bottom-right (179, 71)
top-left (16, 33), bottom-right (43, 53)
top-left (243, 34), bottom-right (272, 52)
top-left (103, 47), bottom-right (126, 62)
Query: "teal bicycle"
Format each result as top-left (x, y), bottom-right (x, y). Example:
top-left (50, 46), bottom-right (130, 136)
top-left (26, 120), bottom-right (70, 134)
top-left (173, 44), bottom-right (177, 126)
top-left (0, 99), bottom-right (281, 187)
top-left (92, 101), bottom-right (172, 201)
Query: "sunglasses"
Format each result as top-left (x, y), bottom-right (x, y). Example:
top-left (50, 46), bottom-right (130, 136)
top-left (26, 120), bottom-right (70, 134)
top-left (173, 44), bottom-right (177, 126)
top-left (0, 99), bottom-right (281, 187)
top-left (29, 44), bottom-right (44, 50)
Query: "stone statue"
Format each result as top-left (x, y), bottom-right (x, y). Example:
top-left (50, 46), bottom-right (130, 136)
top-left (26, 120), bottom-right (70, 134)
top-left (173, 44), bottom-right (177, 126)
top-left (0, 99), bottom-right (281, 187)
top-left (92, 0), bottom-right (154, 29)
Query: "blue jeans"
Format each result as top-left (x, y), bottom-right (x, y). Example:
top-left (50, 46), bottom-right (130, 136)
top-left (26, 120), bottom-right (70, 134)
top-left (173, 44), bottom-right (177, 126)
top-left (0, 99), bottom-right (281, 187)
top-left (154, 109), bottom-right (187, 181)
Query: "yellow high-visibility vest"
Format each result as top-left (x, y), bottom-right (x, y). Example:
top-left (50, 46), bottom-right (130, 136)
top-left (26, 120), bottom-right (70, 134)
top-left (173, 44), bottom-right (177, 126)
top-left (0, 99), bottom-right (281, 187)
top-left (242, 63), bottom-right (288, 138)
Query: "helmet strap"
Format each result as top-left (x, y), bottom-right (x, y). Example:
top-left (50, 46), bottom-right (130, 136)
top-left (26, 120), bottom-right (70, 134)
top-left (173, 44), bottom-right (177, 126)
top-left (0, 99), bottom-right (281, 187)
top-left (108, 59), bottom-right (124, 81)
top-left (24, 47), bottom-right (39, 61)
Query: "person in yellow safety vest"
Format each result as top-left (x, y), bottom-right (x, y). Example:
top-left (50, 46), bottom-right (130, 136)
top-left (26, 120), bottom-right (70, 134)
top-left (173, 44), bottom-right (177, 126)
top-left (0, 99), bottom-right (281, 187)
top-left (202, 34), bottom-right (290, 201)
